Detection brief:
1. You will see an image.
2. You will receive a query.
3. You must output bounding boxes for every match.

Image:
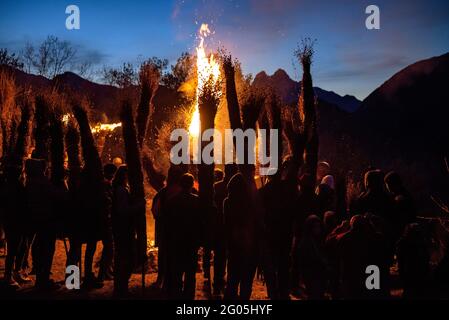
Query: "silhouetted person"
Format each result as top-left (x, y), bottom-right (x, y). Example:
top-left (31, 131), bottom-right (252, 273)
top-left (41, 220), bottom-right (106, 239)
top-left (291, 172), bottom-right (317, 294)
top-left (355, 170), bottom-right (395, 252)
top-left (12, 173), bottom-right (35, 284)
top-left (211, 163), bottom-right (238, 295)
top-left (323, 211), bottom-right (338, 237)
top-left (315, 183), bottom-right (336, 218)
top-left (202, 168), bottom-right (226, 282)
top-left (98, 163), bottom-right (117, 281)
top-left (396, 223), bottom-right (430, 299)
top-left (151, 165), bottom-right (183, 290)
top-left (224, 173), bottom-right (259, 300)
top-left (338, 215), bottom-right (390, 299)
top-left (165, 173), bottom-right (201, 299)
top-left (0, 164), bottom-right (27, 288)
top-left (298, 215), bottom-right (328, 299)
top-left (24, 159), bottom-right (59, 290)
top-left (325, 219), bottom-right (351, 299)
top-left (111, 165), bottom-right (144, 296)
top-left (66, 168), bottom-right (83, 279)
top-left (260, 161), bottom-right (298, 300)
top-left (355, 170), bottom-right (393, 222)
top-left (384, 171), bottom-right (416, 240)
top-left (66, 169), bottom-right (104, 289)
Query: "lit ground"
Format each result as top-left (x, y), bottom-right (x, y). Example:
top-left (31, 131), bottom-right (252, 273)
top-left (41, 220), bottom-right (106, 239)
top-left (0, 237), bottom-right (402, 300)
top-left (0, 201), bottom-right (271, 300)
top-left (0, 238), bottom-right (270, 300)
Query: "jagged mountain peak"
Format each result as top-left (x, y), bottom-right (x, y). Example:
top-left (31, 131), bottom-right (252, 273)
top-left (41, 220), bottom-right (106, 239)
top-left (253, 68), bottom-right (361, 112)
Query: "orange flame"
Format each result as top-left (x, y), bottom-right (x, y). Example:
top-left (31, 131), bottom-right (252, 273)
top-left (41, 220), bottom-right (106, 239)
top-left (188, 23), bottom-right (221, 137)
top-left (62, 113), bottom-right (121, 134)
top-left (91, 122), bottom-right (122, 133)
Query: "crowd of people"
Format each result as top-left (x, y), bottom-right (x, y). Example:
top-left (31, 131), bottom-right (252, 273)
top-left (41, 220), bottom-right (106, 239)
top-left (1, 154), bottom-right (449, 300)
top-left (151, 160), bottom-right (449, 300)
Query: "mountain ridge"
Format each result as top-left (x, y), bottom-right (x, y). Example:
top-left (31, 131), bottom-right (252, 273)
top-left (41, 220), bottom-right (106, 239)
top-left (253, 68), bottom-right (361, 112)
top-left (2, 52), bottom-right (448, 212)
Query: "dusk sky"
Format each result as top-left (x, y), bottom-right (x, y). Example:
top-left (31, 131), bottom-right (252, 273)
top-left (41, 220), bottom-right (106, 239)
top-left (1, 0), bottom-right (448, 99)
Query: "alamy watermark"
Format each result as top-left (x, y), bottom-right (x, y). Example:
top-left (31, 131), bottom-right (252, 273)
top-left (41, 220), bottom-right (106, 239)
top-left (365, 265), bottom-right (380, 290)
top-left (65, 265), bottom-right (80, 290)
top-left (170, 128), bottom-right (279, 176)
top-left (65, 5), bottom-right (80, 30)
top-left (365, 5), bottom-right (380, 30)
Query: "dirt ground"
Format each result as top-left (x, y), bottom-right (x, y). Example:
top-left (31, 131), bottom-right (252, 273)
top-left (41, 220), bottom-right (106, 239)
top-left (0, 238), bottom-right (270, 300)
top-left (0, 238), bottom-right (402, 300)
top-left (0, 201), bottom-right (271, 300)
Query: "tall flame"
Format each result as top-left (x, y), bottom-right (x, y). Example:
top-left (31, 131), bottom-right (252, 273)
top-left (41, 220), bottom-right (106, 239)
top-left (188, 23), bottom-right (221, 137)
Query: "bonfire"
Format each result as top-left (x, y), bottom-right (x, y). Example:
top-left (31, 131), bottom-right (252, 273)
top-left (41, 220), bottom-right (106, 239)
top-left (188, 23), bottom-right (221, 138)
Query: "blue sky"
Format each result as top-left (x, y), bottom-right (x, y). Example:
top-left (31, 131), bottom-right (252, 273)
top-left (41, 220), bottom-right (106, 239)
top-left (1, 0), bottom-right (448, 99)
